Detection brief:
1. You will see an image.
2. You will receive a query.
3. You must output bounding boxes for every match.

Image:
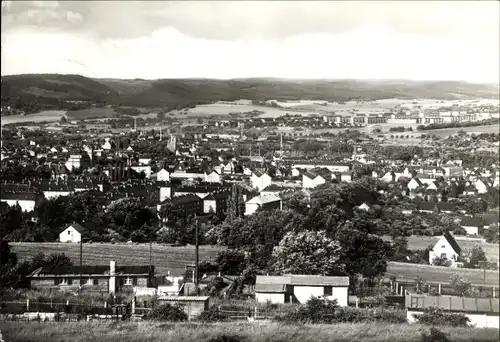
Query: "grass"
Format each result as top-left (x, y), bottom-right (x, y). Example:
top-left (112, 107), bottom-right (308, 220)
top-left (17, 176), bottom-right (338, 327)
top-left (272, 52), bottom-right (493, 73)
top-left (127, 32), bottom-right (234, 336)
top-left (0, 110), bottom-right (66, 126)
top-left (386, 262), bottom-right (499, 287)
top-left (1, 321), bottom-right (499, 342)
top-left (10, 242), bottom-right (500, 286)
top-left (417, 125), bottom-right (499, 137)
top-left (66, 108), bottom-right (119, 119)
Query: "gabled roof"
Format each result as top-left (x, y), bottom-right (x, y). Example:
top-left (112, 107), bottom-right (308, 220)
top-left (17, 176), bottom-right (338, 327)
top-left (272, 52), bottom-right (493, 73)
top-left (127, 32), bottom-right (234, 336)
top-left (442, 232), bottom-right (462, 254)
top-left (256, 275), bottom-right (349, 287)
top-left (66, 223), bottom-right (84, 234)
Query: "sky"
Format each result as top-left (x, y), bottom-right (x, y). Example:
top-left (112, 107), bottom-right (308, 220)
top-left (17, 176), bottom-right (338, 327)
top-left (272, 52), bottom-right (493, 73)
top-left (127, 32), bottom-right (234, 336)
top-left (1, 1), bottom-right (499, 82)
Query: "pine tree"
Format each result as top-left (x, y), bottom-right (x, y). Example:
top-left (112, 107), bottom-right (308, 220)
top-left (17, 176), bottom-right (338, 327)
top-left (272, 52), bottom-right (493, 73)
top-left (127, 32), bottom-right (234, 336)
top-left (226, 184), bottom-right (245, 221)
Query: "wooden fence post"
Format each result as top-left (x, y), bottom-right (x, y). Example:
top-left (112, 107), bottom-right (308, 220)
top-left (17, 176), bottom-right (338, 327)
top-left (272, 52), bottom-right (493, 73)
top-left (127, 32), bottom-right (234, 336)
top-left (254, 306), bottom-right (257, 320)
top-left (438, 283), bottom-right (441, 295)
top-left (26, 299), bottom-right (30, 312)
top-left (493, 288), bottom-right (496, 298)
top-left (131, 296), bottom-right (136, 315)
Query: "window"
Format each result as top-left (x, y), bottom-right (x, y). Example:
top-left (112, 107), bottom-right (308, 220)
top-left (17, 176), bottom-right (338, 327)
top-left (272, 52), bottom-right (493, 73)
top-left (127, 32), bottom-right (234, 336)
top-left (125, 277), bottom-right (133, 286)
top-left (324, 286), bottom-right (332, 296)
top-left (87, 278), bottom-right (93, 285)
top-left (93, 278), bottom-right (99, 285)
top-left (441, 245), bottom-right (446, 249)
top-left (441, 253), bottom-right (446, 258)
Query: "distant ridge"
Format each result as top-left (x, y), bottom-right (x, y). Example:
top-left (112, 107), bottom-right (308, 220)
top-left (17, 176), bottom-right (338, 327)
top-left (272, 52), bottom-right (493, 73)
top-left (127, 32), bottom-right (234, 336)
top-left (1, 73), bottom-right (498, 109)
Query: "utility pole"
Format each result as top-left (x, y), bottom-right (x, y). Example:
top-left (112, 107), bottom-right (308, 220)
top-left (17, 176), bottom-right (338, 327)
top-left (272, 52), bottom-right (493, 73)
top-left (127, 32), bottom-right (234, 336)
top-left (79, 238), bottom-right (83, 313)
top-left (194, 215), bottom-right (199, 296)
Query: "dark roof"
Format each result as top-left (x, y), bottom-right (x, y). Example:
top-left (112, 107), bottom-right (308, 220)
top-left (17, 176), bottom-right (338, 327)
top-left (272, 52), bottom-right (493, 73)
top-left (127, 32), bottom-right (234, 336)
top-left (32, 265), bottom-right (152, 276)
top-left (406, 295), bottom-right (499, 314)
top-left (460, 216), bottom-right (483, 228)
top-left (0, 192), bottom-right (39, 201)
top-left (443, 232), bottom-right (462, 254)
top-left (256, 275), bottom-right (349, 287)
top-left (66, 223), bottom-right (84, 234)
top-left (172, 194), bottom-right (202, 205)
top-left (418, 202), bottom-right (436, 211)
top-left (437, 202), bottom-right (456, 211)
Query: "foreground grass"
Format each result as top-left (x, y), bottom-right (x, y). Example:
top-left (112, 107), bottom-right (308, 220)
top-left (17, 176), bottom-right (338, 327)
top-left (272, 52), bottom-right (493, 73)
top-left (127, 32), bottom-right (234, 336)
top-left (11, 242), bottom-right (500, 286)
top-left (1, 321), bottom-right (498, 342)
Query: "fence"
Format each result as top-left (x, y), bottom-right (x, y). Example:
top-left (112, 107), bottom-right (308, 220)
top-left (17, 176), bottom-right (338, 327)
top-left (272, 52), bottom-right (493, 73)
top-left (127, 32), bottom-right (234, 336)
top-left (0, 299), bottom-right (130, 321)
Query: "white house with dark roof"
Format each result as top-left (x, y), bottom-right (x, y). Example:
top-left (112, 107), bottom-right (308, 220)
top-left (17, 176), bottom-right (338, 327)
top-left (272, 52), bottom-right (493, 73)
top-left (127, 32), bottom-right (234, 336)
top-left (255, 275), bottom-right (349, 306)
top-left (302, 171), bottom-right (326, 189)
top-left (460, 217), bottom-right (482, 236)
top-left (250, 169), bottom-right (272, 191)
top-left (245, 194), bottom-right (282, 216)
top-left (59, 223), bottom-right (84, 243)
top-left (429, 232), bottom-right (462, 267)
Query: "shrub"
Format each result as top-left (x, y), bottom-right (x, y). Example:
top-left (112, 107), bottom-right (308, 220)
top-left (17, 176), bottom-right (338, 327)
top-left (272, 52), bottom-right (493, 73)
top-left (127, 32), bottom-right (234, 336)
top-left (196, 307), bottom-right (228, 322)
top-left (334, 307), bottom-right (407, 324)
top-left (276, 297), bottom-right (338, 323)
top-left (420, 327), bottom-right (451, 342)
top-left (144, 303), bottom-right (187, 321)
top-left (208, 335), bottom-right (245, 342)
top-left (414, 307), bottom-right (470, 327)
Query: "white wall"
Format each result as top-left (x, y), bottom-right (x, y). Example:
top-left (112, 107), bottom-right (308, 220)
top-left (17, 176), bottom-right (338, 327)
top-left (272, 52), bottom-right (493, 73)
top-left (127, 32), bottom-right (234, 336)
top-left (1, 199), bottom-right (36, 212)
top-left (44, 191), bottom-right (71, 200)
top-left (429, 236), bottom-right (458, 265)
top-left (407, 311), bottom-right (499, 329)
top-left (159, 187), bottom-right (171, 202)
top-left (204, 200), bottom-right (216, 214)
top-left (245, 203), bottom-right (260, 216)
top-left (59, 227), bottom-right (81, 243)
top-left (293, 286), bottom-right (324, 303)
top-left (330, 287), bottom-right (349, 307)
top-left (462, 226), bottom-right (479, 236)
top-left (157, 169), bottom-right (170, 181)
top-left (255, 293), bottom-right (285, 304)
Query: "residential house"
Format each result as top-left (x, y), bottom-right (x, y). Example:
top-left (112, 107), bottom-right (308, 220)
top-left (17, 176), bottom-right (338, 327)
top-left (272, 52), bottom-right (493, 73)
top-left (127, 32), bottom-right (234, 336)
top-left (154, 168), bottom-right (170, 182)
top-left (474, 179), bottom-right (490, 194)
top-left (255, 275), bottom-right (349, 306)
top-left (28, 260), bottom-right (154, 295)
top-left (204, 170), bottom-right (221, 183)
top-left (437, 202), bottom-right (456, 214)
top-left (407, 177), bottom-right (424, 191)
top-left (460, 216), bottom-right (482, 236)
top-left (251, 169), bottom-right (272, 191)
top-left (406, 294), bottom-right (499, 329)
top-left (59, 223), bottom-right (84, 243)
top-left (428, 232), bottom-right (462, 267)
top-left (357, 203), bottom-right (370, 212)
top-left (171, 195), bottom-right (203, 218)
top-left (302, 171), bottom-right (326, 189)
top-left (202, 191), bottom-right (230, 216)
top-left (0, 192), bottom-right (39, 212)
top-left (245, 194), bottom-right (282, 216)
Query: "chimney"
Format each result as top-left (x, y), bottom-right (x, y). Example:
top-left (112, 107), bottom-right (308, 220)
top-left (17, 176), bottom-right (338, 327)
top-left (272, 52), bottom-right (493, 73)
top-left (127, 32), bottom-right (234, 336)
top-left (109, 260), bottom-right (116, 294)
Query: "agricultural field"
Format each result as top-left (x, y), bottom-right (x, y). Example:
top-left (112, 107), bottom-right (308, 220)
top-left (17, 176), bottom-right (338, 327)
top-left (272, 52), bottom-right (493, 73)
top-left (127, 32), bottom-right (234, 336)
top-left (66, 107), bottom-right (119, 119)
top-left (2, 321), bottom-right (498, 342)
top-left (0, 110), bottom-right (65, 126)
top-left (416, 124), bottom-right (500, 137)
top-left (386, 262), bottom-right (499, 287)
top-left (10, 242), bottom-right (499, 286)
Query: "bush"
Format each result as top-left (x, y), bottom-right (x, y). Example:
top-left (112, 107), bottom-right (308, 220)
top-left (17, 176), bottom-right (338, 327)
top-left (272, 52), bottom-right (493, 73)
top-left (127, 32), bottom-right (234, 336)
top-left (144, 303), bottom-right (187, 321)
top-left (196, 307), bottom-right (228, 322)
top-left (414, 307), bottom-right (470, 327)
top-left (208, 335), bottom-right (245, 342)
top-left (420, 328), bottom-right (451, 342)
top-left (275, 297), bottom-right (406, 324)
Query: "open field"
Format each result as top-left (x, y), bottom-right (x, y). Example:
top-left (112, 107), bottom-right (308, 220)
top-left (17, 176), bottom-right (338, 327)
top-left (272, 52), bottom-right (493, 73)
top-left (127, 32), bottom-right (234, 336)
top-left (416, 124), bottom-right (500, 137)
top-left (386, 262), bottom-right (499, 287)
top-left (66, 107), bottom-right (118, 119)
top-left (2, 321), bottom-right (499, 342)
top-left (10, 242), bottom-right (500, 286)
top-left (0, 111), bottom-right (65, 126)
top-left (382, 236), bottom-right (500, 262)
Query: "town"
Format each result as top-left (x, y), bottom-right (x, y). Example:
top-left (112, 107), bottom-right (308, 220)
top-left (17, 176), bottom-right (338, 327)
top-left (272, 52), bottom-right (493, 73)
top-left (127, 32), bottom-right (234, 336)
top-left (1, 92), bottom-right (499, 333)
top-left (1, 1), bottom-right (499, 341)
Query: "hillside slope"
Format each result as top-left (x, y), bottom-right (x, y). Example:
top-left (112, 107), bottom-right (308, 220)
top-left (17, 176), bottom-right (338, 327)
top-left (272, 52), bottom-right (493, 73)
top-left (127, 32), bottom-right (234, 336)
top-left (2, 74), bottom-right (499, 109)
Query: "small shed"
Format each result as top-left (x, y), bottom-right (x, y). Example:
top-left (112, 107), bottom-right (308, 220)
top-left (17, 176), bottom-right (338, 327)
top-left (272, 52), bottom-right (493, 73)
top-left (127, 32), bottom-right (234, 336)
top-left (59, 223), bottom-right (84, 243)
top-left (157, 296), bottom-right (210, 319)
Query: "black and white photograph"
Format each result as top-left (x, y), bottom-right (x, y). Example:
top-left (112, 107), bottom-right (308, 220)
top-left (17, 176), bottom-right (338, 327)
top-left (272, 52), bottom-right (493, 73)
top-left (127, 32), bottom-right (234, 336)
top-left (0, 1), bottom-right (499, 341)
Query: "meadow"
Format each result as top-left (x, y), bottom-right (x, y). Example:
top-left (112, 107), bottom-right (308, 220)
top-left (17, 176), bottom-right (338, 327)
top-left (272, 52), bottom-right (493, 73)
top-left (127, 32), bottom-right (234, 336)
top-left (10, 242), bottom-right (500, 286)
top-left (65, 107), bottom-right (119, 119)
top-left (417, 125), bottom-right (500, 137)
top-left (0, 110), bottom-right (65, 126)
top-left (1, 321), bottom-right (499, 342)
